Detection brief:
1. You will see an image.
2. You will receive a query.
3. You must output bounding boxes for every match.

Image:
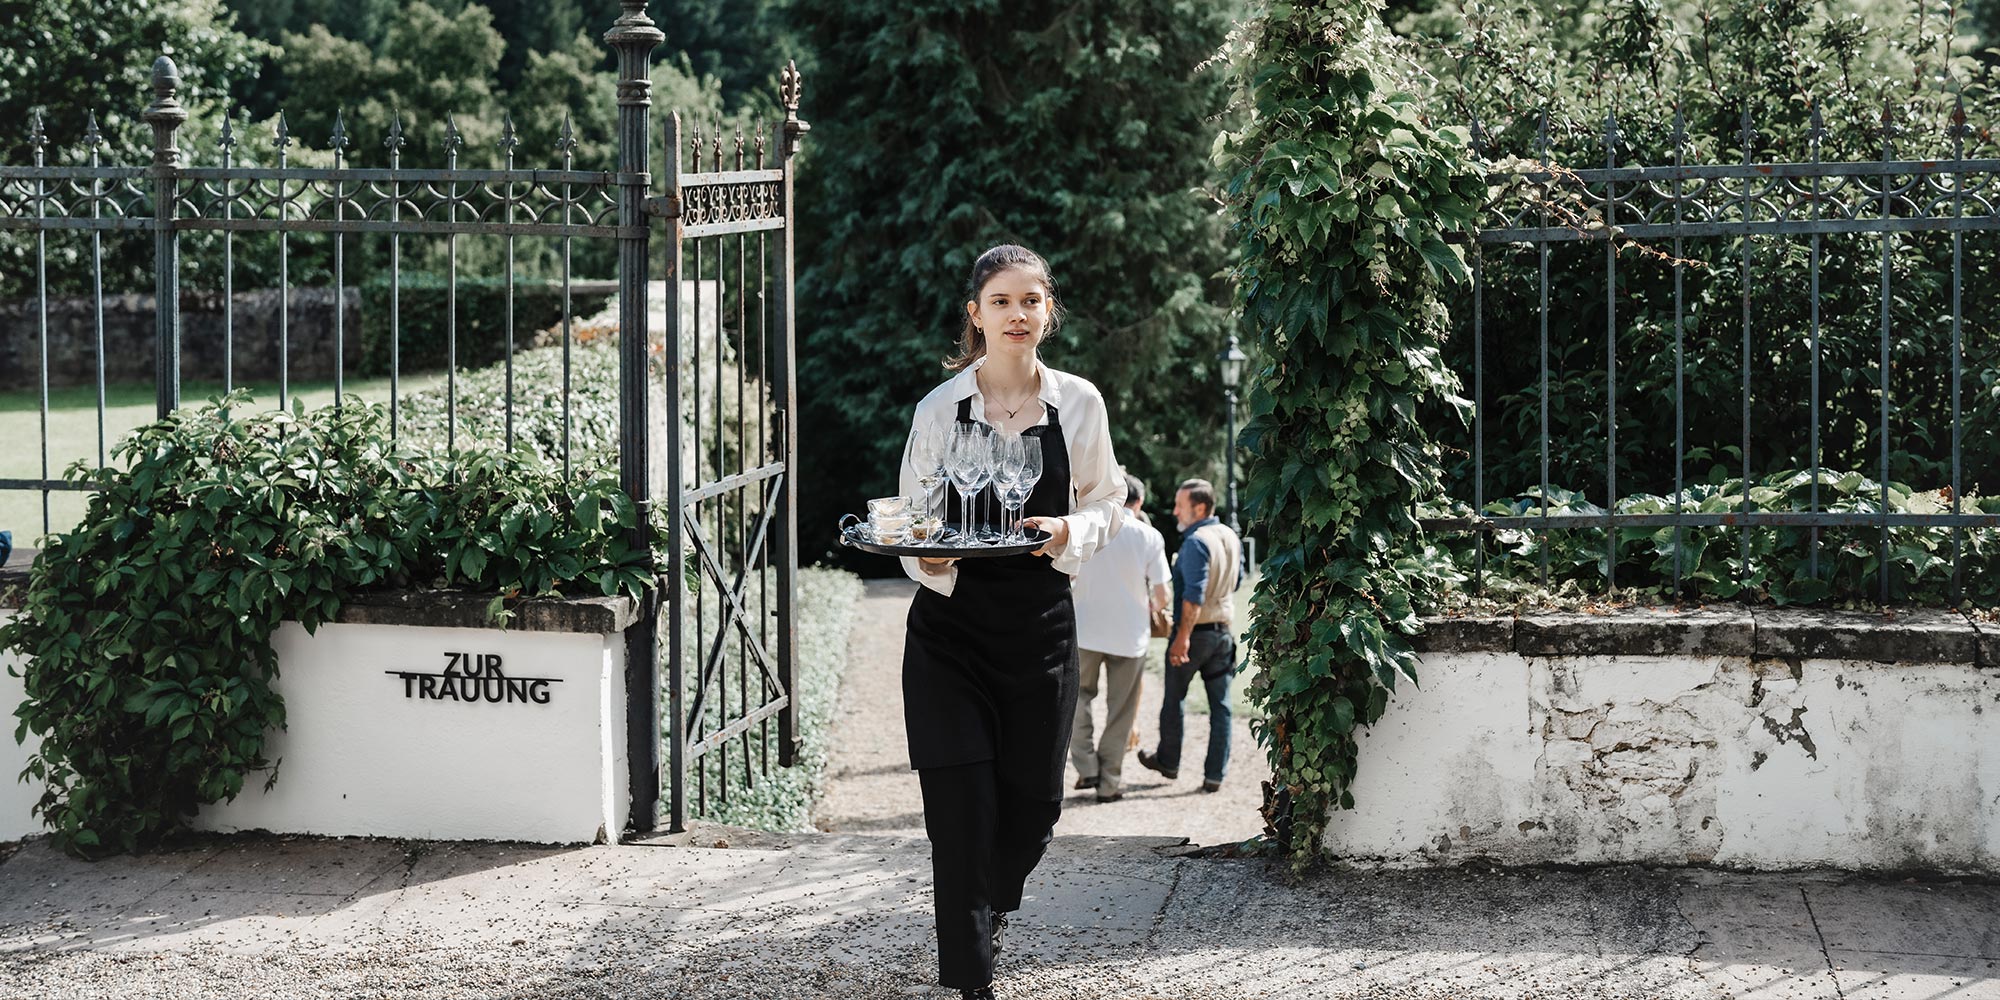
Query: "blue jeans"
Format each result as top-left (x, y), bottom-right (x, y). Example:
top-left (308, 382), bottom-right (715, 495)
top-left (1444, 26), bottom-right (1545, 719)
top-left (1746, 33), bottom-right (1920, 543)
top-left (1155, 628), bottom-right (1235, 783)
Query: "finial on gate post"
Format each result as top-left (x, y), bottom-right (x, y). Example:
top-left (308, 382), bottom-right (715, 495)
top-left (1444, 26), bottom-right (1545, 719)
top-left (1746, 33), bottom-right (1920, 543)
top-left (780, 59), bottom-right (811, 159)
top-left (142, 55), bottom-right (189, 168)
top-left (27, 109), bottom-right (46, 165)
top-left (605, 1), bottom-right (666, 108)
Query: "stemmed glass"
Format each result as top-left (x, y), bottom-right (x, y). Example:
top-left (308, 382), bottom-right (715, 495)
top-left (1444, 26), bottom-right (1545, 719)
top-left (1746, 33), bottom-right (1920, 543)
top-left (906, 422), bottom-right (948, 532)
top-left (944, 422), bottom-right (994, 547)
top-left (989, 432), bottom-right (1026, 542)
top-left (1003, 432), bottom-right (1043, 542)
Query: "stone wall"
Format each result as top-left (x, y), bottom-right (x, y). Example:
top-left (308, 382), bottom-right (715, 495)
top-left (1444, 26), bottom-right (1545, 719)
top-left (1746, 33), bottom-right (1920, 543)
top-left (0, 288), bottom-right (361, 390)
top-left (1325, 608), bottom-right (2000, 873)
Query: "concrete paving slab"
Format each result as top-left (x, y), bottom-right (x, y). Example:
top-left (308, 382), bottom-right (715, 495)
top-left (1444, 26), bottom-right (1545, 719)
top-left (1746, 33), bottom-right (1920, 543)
top-left (0, 841), bottom-right (218, 934)
top-left (1831, 958), bottom-right (2000, 999)
top-left (168, 836), bottom-right (406, 897)
top-left (1807, 880), bottom-right (2000, 959)
top-left (1678, 875), bottom-right (1841, 999)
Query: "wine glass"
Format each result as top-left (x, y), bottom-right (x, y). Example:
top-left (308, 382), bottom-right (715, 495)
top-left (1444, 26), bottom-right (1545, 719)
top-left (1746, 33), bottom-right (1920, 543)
top-left (1006, 432), bottom-right (1044, 542)
top-left (988, 432), bottom-right (1026, 542)
top-left (906, 422), bottom-right (948, 530)
top-left (944, 422), bottom-right (994, 547)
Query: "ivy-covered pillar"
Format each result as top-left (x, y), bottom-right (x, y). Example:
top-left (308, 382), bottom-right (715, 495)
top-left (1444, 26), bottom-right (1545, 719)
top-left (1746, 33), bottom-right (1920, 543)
top-left (1226, 0), bottom-right (1484, 868)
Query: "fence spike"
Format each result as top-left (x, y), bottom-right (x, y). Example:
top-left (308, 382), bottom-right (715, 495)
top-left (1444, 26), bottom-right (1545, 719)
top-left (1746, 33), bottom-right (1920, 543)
top-left (556, 112), bottom-right (577, 156)
top-left (1807, 99), bottom-right (1826, 148)
top-left (1949, 93), bottom-right (1969, 140)
top-left (781, 59), bottom-right (804, 114)
top-left (754, 123), bottom-right (767, 167)
top-left (83, 109), bottom-right (103, 150)
top-left (1534, 106), bottom-right (1549, 163)
top-left (385, 110), bottom-right (405, 152)
top-left (27, 108), bottom-right (45, 164)
top-left (214, 109), bottom-right (233, 152)
top-left (499, 112), bottom-right (519, 158)
top-left (712, 128), bottom-right (723, 171)
top-left (273, 111), bottom-right (292, 150)
top-left (1603, 107), bottom-right (1619, 159)
top-left (443, 113), bottom-right (464, 157)
top-left (1468, 114), bottom-right (1486, 157)
top-left (734, 125), bottom-right (745, 168)
top-left (1738, 105), bottom-right (1757, 160)
top-left (329, 109), bottom-right (349, 155)
top-left (1671, 102), bottom-right (1687, 152)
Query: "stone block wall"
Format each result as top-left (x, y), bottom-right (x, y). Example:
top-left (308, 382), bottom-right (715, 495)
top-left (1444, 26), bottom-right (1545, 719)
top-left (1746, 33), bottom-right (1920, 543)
top-left (0, 288), bottom-right (361, 390)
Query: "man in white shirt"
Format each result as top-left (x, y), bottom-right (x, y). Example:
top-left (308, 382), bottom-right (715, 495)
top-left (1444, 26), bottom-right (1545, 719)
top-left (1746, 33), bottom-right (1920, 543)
top-left (1067, 473), bottom-right (1170, 802)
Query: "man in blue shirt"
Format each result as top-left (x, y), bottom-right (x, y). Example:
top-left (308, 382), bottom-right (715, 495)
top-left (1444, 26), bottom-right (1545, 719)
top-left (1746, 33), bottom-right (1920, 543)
top-left (1137, 479), bottom-right (1243, 792)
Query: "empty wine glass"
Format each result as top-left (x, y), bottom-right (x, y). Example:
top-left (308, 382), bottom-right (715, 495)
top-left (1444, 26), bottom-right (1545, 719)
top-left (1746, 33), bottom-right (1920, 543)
top-left (944, 422), bottom-right (994, 547)
top-left (906, 422), bottom-right (948, 530)
top-left (1006, 432), bottom-right (1044, 542)
top-left (989, 432), bottom-right (1026, 542)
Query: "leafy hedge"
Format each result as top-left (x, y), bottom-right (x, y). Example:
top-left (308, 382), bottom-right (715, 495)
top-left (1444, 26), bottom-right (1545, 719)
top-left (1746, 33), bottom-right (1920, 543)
top-left (1439, 469), bottom-right (2000, 607)
top-left (1224, 0), bottom-right (1483, 869)
top-left (359, 273), bottom-right (616, 376)
top-left (1, 395), bottom-right (657, 856)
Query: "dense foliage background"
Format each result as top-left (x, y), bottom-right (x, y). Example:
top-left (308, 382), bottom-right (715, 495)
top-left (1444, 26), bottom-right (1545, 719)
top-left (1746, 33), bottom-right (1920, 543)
top-left (789, 0), bottom-right (1245, 554)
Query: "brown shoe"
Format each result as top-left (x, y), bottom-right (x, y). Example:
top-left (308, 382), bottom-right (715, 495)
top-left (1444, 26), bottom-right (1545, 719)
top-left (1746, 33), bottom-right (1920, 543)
top-left (1201, 779), bottom-right (1222, 793)
top-left (1073, 774), bottom-right (1099, 790)
top-left (1136, 749), bottom-right (1177, 780)
top-left (1095, 791), bottom-right (1124, 803)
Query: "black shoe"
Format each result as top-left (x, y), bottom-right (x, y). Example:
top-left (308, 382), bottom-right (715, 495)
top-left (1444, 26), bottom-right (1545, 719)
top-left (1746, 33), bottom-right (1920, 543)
top-left (1072, 774), bottom-right (1099, 790)
top-left (1201, 779), bottom-right (1222, 793)
top-left (990, 910), bottom-right (1009, 956)
top-left (1136, 749), bottom-right (1177, 780)
top-left (1095, 791), bottom-right (1124, 803)
top-left (961, 988), bottom-right (997, 1000)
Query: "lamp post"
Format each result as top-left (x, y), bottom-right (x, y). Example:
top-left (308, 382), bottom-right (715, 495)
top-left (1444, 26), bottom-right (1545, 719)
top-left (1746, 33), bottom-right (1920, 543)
top-left (1220, 335), bottom-right (1247, 532)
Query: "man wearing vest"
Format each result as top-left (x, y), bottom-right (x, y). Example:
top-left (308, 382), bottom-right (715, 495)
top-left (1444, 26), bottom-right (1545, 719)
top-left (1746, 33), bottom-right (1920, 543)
top-left (1137, 478), bottom-right (1244, 793)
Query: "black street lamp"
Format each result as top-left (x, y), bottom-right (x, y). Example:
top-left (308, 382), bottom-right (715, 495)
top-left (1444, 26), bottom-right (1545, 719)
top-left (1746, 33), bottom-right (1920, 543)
top-left (1220, 335), bottom-right (1247, 532)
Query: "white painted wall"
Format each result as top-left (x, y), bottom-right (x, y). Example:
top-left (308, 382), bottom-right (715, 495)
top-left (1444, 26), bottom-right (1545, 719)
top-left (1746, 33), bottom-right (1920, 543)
top-left (1324, 650), bottom-right (2000, 872)
top-left (0, 612), bottom-right (630, 845)
top-left (0, 610), bottom-right (44, 842)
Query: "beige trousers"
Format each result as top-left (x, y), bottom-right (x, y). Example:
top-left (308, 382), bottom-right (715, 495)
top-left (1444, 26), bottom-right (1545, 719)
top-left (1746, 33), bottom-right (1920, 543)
top-left (1069, 648), bottom-right (1145, 795)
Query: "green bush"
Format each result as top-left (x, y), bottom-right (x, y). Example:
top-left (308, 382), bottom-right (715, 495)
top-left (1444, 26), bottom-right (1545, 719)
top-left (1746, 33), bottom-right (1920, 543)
top-left (1438, 470), bottom-right (2000, 607)
top-left (689, 567), bottom-right (861, 833)
top-left (359, 273), bottom-right (616, 376)
top-left (1, 394), bottom-right (657, 857)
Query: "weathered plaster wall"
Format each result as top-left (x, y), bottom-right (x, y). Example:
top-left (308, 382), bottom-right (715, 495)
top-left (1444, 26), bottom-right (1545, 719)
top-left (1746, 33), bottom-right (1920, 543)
top-left (0, 590), bottom-right (637, 846)
top-left (1323, 609), bottom-right (2000, 873)
top-left (0, 610), bottom-right (45, 842)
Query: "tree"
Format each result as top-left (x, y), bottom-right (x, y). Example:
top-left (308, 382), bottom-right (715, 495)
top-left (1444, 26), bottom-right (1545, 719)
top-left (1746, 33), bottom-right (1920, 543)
top-left (0, 0), bottom-right (273, 300)
top-left (790, 0), bottom-right (1241, 560)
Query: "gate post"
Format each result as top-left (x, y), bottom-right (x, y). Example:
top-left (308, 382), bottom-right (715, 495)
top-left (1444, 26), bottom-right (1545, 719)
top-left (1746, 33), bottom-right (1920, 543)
top-left (773, 63), bottom-right (811, 766)
top-left (142, 56), bottom-right (187, 419)
top-left (606, 0), bottom-right (664, 836)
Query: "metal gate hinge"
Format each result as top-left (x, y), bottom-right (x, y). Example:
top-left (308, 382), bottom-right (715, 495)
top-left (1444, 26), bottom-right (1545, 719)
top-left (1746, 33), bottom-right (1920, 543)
top-left (643, 194), bottom-right (681, 219)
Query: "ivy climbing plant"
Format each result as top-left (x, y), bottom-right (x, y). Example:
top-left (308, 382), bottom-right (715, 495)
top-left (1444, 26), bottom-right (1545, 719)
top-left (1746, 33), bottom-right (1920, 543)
top-left (1223, 0), bottom-right (1483, 868)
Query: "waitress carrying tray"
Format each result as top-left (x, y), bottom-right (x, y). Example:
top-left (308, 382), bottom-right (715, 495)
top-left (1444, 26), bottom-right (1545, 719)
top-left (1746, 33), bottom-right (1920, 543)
top-left (837, 516), bottom-right (1050, 559)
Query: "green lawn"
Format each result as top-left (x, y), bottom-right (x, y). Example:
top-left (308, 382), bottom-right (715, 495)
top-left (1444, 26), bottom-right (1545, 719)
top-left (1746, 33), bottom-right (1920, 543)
top-left (0, 375), bottom-right (444, 546)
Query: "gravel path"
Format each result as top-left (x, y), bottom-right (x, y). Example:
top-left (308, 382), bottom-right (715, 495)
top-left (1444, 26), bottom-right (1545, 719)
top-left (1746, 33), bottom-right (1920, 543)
top-left (815, 578), bottom-right (1273, 848)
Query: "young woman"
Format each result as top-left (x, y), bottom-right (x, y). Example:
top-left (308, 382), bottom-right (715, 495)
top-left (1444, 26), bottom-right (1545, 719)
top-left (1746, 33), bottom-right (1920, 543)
top-left (896, 245), bottom-right (1126, 999)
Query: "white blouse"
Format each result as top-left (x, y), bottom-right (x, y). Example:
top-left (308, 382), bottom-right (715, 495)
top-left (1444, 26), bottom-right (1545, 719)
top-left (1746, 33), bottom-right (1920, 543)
top-left (897, 358), bottom-right (1126, 597)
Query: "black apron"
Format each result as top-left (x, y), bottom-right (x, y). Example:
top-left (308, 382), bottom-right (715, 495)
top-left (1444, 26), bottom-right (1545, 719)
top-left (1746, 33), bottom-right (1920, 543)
top-left (902, 397), bottom-right (1080, 801)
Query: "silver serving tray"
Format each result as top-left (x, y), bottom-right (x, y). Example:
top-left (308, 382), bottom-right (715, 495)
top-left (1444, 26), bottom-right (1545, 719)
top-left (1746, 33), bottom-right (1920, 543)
top-left (837, 517), bottom-right (1050, 558)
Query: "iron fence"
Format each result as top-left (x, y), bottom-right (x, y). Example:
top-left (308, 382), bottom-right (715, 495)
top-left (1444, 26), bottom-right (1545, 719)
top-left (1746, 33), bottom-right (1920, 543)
top-left (0, 0), bottom-right (805, 837)
top-left (1425, 100), bottom-right (2000, 603)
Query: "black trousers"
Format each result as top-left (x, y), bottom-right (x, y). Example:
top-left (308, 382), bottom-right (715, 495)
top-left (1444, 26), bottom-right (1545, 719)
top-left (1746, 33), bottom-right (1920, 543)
top-left (919, 760), bottom-right (1064, 990)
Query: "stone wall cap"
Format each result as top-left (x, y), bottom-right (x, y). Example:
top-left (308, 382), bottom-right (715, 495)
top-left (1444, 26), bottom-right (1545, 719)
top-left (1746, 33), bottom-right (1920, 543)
top-left (2, 553), bottom-right (637, 635)
top-left (1414, 604), bottom-right (1982, 665)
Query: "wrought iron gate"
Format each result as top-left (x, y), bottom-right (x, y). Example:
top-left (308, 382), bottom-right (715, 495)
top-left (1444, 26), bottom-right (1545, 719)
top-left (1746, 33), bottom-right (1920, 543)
top-left (642, 56), bottom-right (808, 833)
